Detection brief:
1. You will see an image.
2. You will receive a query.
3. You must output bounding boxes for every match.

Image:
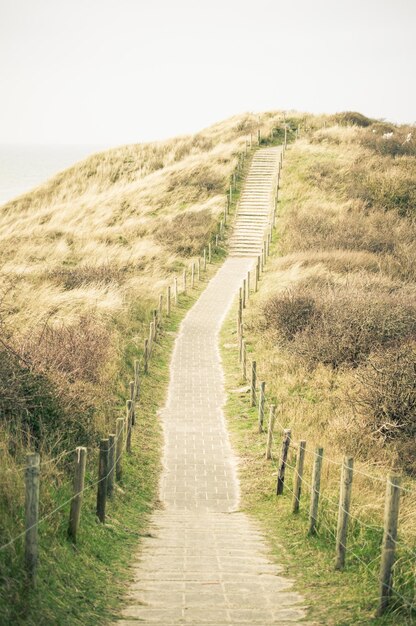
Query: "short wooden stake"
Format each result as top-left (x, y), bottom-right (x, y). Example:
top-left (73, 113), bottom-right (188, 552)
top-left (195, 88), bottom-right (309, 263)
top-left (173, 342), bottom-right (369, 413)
top-left (144, 338), bottom-right (149, 374)
top-left (115, 417), bottom-right (124, 482)
top-left (126, 400), bottom-right (133, 453)
top-left (167, 285), bottom-right (171, 316)
top-left (276, 429), bottom-right (291, 495)
top-left (25, 453), bottom-right (40, 584)
top-left (96, 439), bottom-right (109, 523)
top-left (376, 475), bottom-right (401, 616)
top-left (107, 433), bottom-right (116, 497)
top-left (257, 128), bottom-right (261, 144)
top-left (129, 380), bottom-right (135, 425)
top-left (197, 258), bottom-right (201, 280)
top-left (215, 234), bottom-right (219, 246)
top-left (68, 446), bottom-right (87, 543)
top-left (258, 381), bottom-right (266, 433)
top-left (153, 310), bottom-right (158, 340)
top-left (183, 269), bottom-right (187, 295)
top-left (292, 440), bottom-right (306, 513)
top-left (203, 249), bottom-right (207, 271)
top-left (308, 447), bottom-right (324, 535)
top-left (250, 360), bottom-right (257, 407)
top-left (241, 340), bottom-right (247, 381)
top-left (266, 405), bottom-right (276, 459)
top-left (174, 276), bottom-right (178, 304)
top-left (257, 255), bottom-right (261, 279)
top-left (335, 456), bottom-right (354, 570)
top-left (229, 185), bottom-right (233, 206)
top-left (134, 359), bottom-right (140, 401)
top-left (242, 279), bottom-right (246, 309)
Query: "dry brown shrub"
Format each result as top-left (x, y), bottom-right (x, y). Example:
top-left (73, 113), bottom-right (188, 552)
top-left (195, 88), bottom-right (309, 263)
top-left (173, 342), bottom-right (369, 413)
top-left (353, 342), bottom-right (416, 440)
top-left (262, 281), bottom-right (416, 369)
top-left (155, 209), bottom-right (216, 256)
top-left (48, 263), bottom-right (129, 290)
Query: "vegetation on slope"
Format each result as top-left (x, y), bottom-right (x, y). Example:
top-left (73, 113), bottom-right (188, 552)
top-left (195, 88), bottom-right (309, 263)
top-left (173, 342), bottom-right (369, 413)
top-left (0, 111), bottom-right (289, 622)
top-left (221, 112), bottom-right (416, 624)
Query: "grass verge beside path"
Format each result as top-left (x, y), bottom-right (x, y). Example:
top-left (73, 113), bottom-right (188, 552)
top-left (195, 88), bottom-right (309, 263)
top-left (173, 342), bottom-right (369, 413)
top-left (221, 309), bottom-right (414, 625)
top-left (0, 254), bottom-right (227, 626)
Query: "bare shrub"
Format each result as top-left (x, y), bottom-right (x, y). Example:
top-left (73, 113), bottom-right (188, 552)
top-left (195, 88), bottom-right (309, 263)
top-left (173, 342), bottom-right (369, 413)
top-left (48, 263), bottom-right (128, 289)
top-left (155, 209), bottom-right (216, 256)
top-left (353, 343), bottom-right (416, 439)
top-left (331, 111), bottom-right (374, 127)
top-left (262, 282), bottom-right (416, 369)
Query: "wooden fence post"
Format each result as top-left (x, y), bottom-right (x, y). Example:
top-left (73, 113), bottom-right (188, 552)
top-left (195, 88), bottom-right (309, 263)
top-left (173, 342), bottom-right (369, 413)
top-left (239, 323), bottom-right (244, 363)
top-left (276, 429), bottom-right (291, 495)
top-left (183, 269), bottom-right (187, 295)
top-left (257, 255), bottom-right (261, 278)
top-left (250, 360), bottom-right (257, 406)
top-left (191, 262), bottom-right (195, 288)
top-left (96, 439), bottom-right (109, 523)
top-left (335, 456), bottom-right (354, 570)
top-left (376, 475), bottom-right (401, 616)
top-left (174, 276), bottom-right (178, 304)
top-left (208, 243), bottom-right (212, 263)
top-left (158, 294), bottom-right (163, 319)
top-left (25, 453), bottom-right (40, 584)
top-left (115, 417), bottom-right (124, 482)
top-left (215, 234), bottom-right (219, 247)
top-left (129, 381), bottom-right (135, 425)
top-left (144, 338), bottom-right (149, 374)
top-left (148, 322), bottom-right (153, 357)
top-left (197, 258), bottom-right (201, 281)
top-left (229, 185), bottom-right (233, 206)
top-left (266, 405), bottom-right (276, 459)
top-left (167, 285), bottom-right (171, 316)
top-left (258, 381), bottom-right (266, 433)
top-left (203, 248), bottom-right (207, 271)
top-left (134, 359), bottom-right (140, 401)
top-left (292, 440), bottom-right (306, 513)
top-left (126, 400), bottom-right (133, 453)
top-left (107, 433), bottom-right (116, 497)
top-left (241, 340), bottom-right (247, 381)
top-left (153, 310), bottom-right (158, 340)
top-left (68, 446), bottom-right (87, 543)
top-left (308, 447), bottom-right (324, 535)
top-left (242, 279), bottom-right (246, 308)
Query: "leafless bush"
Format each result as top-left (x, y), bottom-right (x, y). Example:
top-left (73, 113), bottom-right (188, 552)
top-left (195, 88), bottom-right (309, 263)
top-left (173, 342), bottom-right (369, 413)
top-left (48, 263), bottom-right (128, 289)
top-left (156, 209), bottom-right (217, 256)
top-left (353, 343), bottom-right (416, 439)
top-left (262, 282), bottom-right (416, 369)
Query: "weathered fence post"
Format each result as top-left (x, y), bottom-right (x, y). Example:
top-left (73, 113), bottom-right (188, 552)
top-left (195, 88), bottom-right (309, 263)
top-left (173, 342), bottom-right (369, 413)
top-left (96, 439), bottom-right (109, 523)
top-left (203, 248), bottom-right (207, 270)
top-left (134, 359), bottom-right (140, 401)
top-left (191, 262), bottom-right (195, 289)
top-left (257, 128), bottom-right (261, 144)
top-left (250, 360), bottom-right (257, 406)
top-left (266, 405), bottom-right (276, 459)
top-left (335, 456), bottom-right (354, 570)
top-left (376, 475), bottom-right (401, 616)
top-left (25, 453), bottom-right (40, 584)
top-left (144, 338), bottom-right (149, 374)
top-left (174, 276), bottom-right (178, 305)
top-left (215, 234), bottom-right (219, 247)
top-left (126, 400), bottom-right (133, 453)
top-left (197, 258), bottom-right (201, 281)
top-left (229, 185), bottom-right (233, 206)
top-left (129, 381), bottom-right (135, 425)
top-left (242, 279), bottom-right (246, 309)
top-left (115, 417), bottom-right (124, 482)
top-left (308, 447), bottom-right (324, 535)
top-left (68, 446), bottom-right (87, 543)
top-left (276, 429), bottom-right (291, 495)
top-left (292, 440), bottom-right (306, 513)
top-left (183, 269), bottom-right (187, 295)
top-left (257, 255), bottom-right (261, 279)
top-left (258, 381), bottom-right (266, 433)
top-left (167, 285), bottom-right (171, 316)
top-left (107, 433), bottom-right (116, 497)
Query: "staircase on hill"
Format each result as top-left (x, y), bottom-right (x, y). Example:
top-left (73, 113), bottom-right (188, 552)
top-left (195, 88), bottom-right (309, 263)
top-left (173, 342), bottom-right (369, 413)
top-left (228, 147), bottom-right (282, 257)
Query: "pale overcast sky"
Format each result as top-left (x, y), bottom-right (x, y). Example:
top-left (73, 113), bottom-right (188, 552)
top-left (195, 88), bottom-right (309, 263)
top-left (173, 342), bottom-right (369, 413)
top-left (0, 0), bottom-right (414, 146)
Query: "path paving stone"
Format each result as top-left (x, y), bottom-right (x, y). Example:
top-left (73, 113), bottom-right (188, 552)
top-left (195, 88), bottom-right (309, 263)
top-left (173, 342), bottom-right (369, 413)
top-left (116, 148), bottom-right (309, 625)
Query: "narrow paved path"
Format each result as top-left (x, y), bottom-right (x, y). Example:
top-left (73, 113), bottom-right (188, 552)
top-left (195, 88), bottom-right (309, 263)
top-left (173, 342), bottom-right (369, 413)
top-left (118, 147), bottom-right (307, 625)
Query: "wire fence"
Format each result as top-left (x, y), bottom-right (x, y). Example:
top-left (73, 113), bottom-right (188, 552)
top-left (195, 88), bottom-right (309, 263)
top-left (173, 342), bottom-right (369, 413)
top-left (234, 172), bottom-right (416, 619)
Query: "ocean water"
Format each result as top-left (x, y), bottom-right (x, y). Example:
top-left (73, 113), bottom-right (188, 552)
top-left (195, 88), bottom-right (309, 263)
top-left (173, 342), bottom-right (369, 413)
top-left (0, 144), bottom-right (106, 206)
